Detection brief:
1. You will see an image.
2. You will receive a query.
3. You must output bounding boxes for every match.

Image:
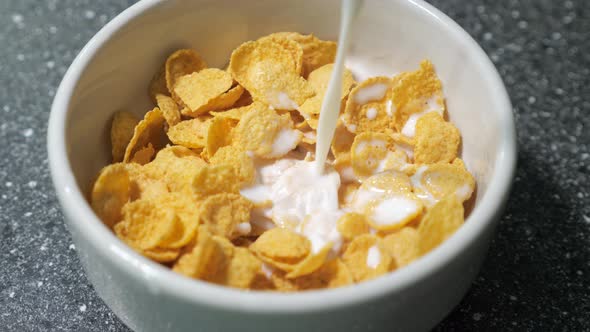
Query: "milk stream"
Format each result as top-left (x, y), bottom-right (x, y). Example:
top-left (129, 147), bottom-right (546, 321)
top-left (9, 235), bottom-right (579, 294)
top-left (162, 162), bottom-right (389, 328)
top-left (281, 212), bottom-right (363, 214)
top-left (314, 0), bottom-right (364, 173)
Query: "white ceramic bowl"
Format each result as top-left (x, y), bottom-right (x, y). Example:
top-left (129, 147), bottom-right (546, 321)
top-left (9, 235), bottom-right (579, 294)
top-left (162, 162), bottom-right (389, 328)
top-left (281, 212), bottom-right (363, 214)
top-left (48, 0), bottom-right (516, 331)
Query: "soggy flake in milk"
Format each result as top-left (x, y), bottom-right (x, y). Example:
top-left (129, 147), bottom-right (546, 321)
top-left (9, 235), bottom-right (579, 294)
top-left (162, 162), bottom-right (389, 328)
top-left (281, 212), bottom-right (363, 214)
top-left (270, 129), bottom-right (301, 157)
top-left (299, 210), bottom-right (344, 254)
top-left (366, 245), bottom-right (381, 268)
top-left (410, 165), bottom-right (437, 205)
top-left (354, 83), bottom-right (389, 105)
top-left (401, 97), bottom-right (444, 137)
top-left (385, 99), bottom-right (394, 117)
top-left (271, 92), bottom-right (299, 110)
top-left (371, 196), bottom-right (421, 227)
top-left (366, 107), bottom-right (378, 120)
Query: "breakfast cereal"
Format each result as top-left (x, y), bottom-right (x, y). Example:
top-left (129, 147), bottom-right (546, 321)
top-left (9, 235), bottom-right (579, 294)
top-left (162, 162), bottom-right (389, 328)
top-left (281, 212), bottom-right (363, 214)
top-left (90, 32), bottom-right (476, 291)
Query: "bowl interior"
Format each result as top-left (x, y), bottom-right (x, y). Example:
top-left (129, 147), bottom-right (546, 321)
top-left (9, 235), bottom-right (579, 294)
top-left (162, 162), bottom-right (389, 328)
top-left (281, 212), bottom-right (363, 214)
top-left (66, 0), bottom-right (505, 204)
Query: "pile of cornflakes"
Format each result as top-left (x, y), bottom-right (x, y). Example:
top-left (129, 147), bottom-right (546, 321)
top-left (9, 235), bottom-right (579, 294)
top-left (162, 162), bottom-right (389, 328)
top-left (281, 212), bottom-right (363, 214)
top-left (91, 32), bottom-right (475, 291)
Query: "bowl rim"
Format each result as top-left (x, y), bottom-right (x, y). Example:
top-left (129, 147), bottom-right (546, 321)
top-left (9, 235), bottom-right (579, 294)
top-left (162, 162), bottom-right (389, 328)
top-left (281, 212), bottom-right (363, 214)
top-left (48, 0), bottom-right (516, 314)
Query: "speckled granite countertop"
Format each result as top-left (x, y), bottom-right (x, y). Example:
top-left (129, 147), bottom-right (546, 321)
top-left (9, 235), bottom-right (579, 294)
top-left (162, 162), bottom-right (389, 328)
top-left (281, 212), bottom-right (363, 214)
top-left (0, 0), bottom-right (588, 331)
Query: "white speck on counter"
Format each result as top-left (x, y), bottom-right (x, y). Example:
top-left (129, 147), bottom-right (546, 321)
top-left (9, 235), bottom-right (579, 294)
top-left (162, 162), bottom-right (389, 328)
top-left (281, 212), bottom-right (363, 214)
top-left (24, 212), bottom-right (32, 217)
top-left (6, 182), bottom-right (13, 187)
top-left (46, 61), bottom-right (55, 69)
top-left (16, 54), bottom-right (25, 61)
top-left (69, 244), bottom-right (76, 250)
top-left (27, 181), bottom-right (37, 188)
top-left (79, 304), bottom-right (87, 312)
top-left (22, 128), bottom-right (34, 137)
top-left (84, 10), bottom-right (96, 19)
top-left (37, 281), bottom-right (43, 287)
top-left (12, 14), bottom-right (23, 24)
top-left (473, 313), bottom-right (482, 321)
top-left (366, 245), bottom-right (381, 268)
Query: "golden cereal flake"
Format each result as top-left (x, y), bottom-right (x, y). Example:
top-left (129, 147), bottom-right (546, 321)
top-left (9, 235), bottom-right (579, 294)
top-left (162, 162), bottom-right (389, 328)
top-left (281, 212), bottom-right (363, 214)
top-left (144, 247), bottom-right (180, 263)
top-left (209, 100), bottom-right (259, 121)
top-left (148, 65), bottom-right (168, 103)
top-left (299, 64), bottom-right (355, 117)
top-left (220, 247), bottom-right (262, 289)
top-left (165, 49), bottom-right (207, 103)
top-left (392, 60), bottom-right (446, 132)
top-left (365, 192), bottom-right (423, 232)
top-left (174, 68), bottom-right (234, 116)
top-left (123, 107), bottom-right (167, 163)
top-left (130, 143), bottom-right (155, 165)
top-left (205, 116), bottom-right (234, 158)
top-left (331, 121), bottom-right (356, 158)
top-left (418, 196), bottom-right (464, 255)
top-left (91, 163), bottom-right (131, 228)
top-left (228, 40), bottom-right (315, 110)
top-left (250, 228), bottom-right (311, 269)
top-left (286, 243), bottom-right (333, 279)
top-left (111, 111), bottom-right (139, 163)
top-left (342, 234), bottom-right (393, 282)
top-left (210, 145), bottom-right (256, 186)
top-left (114, 199), bottom-right (183, 250)
top-left (261, 32), bottom-right (337, 78)
top-left (257, 35), bottom-right (304, 75)
top-left (192, 164), bottom-right (239, 197)
top-left (184, 85), bottom-right (245, 117)
top-left (411, 161), bottom-right (475, 204)
top-left (294, 258), bottom-right (353, 290)
top-left (382, 227), bottom-right (420, 268)
top-left (350, 132), bottom-right (391, 178)
top-left (414, 112), bottom-right (460, 164)
top-left (144, 146), bottom-right (207, 193)
top-left (155, 93), bottom-right (181, 126)
top-left (166, 118), bottom-right (210, 149)
top-left (233, 104), bottom-right (301, 158)
top-left (342, 76), bottom-right (394, 134)
top-left (198, 193), bottom-right (253, 239)
top-left (173, 228), bottom-right (227, 280)
top-left (337, 213), bottom-right (370, 241)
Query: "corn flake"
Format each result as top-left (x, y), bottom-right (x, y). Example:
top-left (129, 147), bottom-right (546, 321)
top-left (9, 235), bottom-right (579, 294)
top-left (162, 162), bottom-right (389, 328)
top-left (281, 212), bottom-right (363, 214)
top-left (155, 94), bottom-right (181, 126)
top-left (228, 40), bottom-right (315, 110)
top-left (350, 132), bottom-right (391, 178)
top-left (286, 243), bottom-right (332, 279)
top-left (173, 228), bottom-right (227, 280)
top-left (123, 107), bottom-right (167, 163)
top-left (261, 32), bottom-right (337, 78)
top-left (114, 199), bottom-right (182, 250)
top-left (414, 112), bottom-right (460, 164)
top-left (392, 61), bottom-right (446, 132)
top-left (337, 213), bottom-right (370, 241)
top-left (130, 143), bottom-right (155, 165)
top-left (192, 164), bottom-right (239, 197)
top-left (174, 68), bottom-right (234, 116)
top-left (205, 116), bottom-right (234, 158)
top-left (233, 104), bottom-right (301, 158)
top-left (165, 49), bottom-right (207, 103)
top-left (250, 228), bottom-right (311, 270)
top-left (91, 163), bottom-right (131, 228)
top-left (418, 196), bottom-right (464, 255)
top-left (167, 118), bottom-right (210, 149)
top-left (210, 145), bottom-right (256, 186)
top-left (111, 111), bottom-right (139, 163)
top-left (199, 193), bottom-right (253, 239)
top-left (294, 258), bottom-right (353, 290)
top-left (411, 161), bottom-right (475, 204)
top-left (342, 234), bottom-right (393, 282)
top-left (343, 76), bottom-right (394, 134)
top-left (148, 65), bottom-right (168, 103)
top-left (382, 227), bottom-right (420, 268)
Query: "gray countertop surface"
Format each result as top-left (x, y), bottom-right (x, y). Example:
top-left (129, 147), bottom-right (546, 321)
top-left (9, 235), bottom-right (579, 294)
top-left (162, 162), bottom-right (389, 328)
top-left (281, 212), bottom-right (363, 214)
top-left (0, 0), bottom-right (589, 331)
